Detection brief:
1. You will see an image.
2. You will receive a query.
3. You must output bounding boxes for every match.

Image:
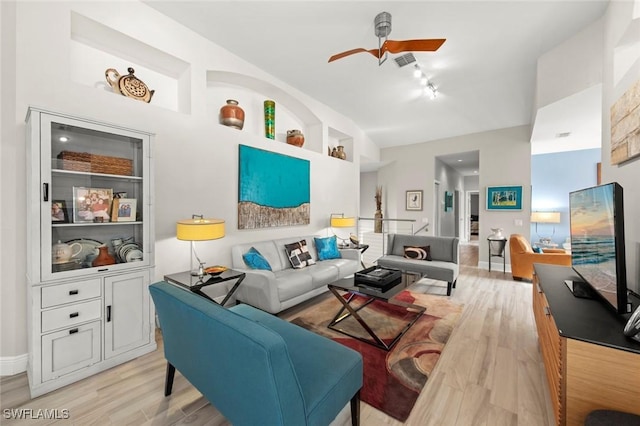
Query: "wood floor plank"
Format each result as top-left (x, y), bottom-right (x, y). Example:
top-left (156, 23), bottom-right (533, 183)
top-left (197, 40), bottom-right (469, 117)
top-left (0, 243), bottom-right (554, 425)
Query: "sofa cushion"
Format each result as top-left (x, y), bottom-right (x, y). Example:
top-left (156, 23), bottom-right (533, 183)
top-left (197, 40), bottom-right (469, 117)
top-left (243, 247), bottom-right (273, 271)
top-left (307, 263), bottom-right (340, 289)
top-left (322, 258), bottom-right (360, 278)
top-left (404, 245), bottom-right (432, 261)
top-left (284, 240), bottom-right (316, 269)
top-left (378, 255), bottom-right (458, 283)
top-left (274, 269), bottom-right (314, 301)
top-left (314, 236), bottom-right (341, 260)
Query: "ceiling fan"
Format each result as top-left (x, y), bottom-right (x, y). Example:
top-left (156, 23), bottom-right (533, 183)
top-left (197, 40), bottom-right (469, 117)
top-left (328, 11), bottom-right (446, 65)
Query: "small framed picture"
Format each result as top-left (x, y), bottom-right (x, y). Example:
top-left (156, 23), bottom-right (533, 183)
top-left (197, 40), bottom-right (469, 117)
top-left (111, 198), bottom-right (137, 222)
top-left (73, 187), bottom-right (113, 223)
top-left (51, 200), bottom-right (69, 223)
top-left (406, 190), bottom-right (423, 211)
top-left (486, 185), bottom-right (523, 211)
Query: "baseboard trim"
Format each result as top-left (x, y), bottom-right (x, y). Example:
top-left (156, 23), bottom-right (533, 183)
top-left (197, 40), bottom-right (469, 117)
top-left (0, 353), bottom-right (28, 377)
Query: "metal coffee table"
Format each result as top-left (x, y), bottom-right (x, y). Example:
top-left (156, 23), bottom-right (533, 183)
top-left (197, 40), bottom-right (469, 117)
top-left (327, 274), bottom-right (426, 351)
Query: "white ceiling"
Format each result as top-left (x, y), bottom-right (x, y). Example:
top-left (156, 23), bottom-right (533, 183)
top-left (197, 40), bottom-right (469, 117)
top-left (145, 1), bottom-right (609, 173)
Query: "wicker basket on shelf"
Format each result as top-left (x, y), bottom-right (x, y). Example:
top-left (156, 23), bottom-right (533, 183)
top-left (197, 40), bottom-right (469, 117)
top-left (57, 151), bottom-right (133, 176)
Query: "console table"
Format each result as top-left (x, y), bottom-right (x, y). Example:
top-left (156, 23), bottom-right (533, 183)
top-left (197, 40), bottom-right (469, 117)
top-left (533, 264), bottom-right (640, 425)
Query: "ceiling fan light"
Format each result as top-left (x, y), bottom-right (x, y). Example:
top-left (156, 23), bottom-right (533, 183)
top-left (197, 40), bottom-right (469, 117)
top-left (413, 66), bottom-right (422, 78)
top-left (420, 77), bottom-right (427, 86)
top-left (425, 83), bottom-right (437, 99)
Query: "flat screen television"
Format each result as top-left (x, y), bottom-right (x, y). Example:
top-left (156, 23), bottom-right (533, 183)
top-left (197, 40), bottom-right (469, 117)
top-left (569, 182), bottom-right (629, 314)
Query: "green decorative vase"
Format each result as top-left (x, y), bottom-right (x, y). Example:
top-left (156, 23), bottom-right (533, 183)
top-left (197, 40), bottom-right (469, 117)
top-left (264, 100), bottom-right (275, 139)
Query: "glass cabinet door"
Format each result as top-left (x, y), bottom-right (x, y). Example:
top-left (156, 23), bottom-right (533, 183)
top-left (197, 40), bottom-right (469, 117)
top-left (39, 114), bottom-right (151, 281)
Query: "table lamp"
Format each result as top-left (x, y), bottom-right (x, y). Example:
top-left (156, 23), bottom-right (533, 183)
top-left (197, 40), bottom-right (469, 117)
top-left (530, 211), bottom-right (560, 244)
top-left (330, 213), bottom-right (356, 248)
top-left (176, 215), bottom-right (225, 277)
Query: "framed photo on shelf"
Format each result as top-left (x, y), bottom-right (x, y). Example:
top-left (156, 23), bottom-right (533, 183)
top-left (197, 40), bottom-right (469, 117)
top-left (111, 198), bottom-right (137, 222)
top-left (406, 190), bottom-right (423, 211)
top-left (486, 185), bottom-right (523, 211)
top-left (51, 200), bottom-right (69, 223)
top-left (72, 187), bottom-right (113, 223)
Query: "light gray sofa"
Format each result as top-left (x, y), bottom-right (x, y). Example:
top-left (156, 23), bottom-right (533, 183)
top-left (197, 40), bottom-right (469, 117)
top-left (377, 234), bottom-right (460, 296)
top-left (231, 235), bottom-right (361, 313)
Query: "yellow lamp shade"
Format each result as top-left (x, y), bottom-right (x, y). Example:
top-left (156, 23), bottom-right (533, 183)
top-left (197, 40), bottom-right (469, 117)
top-left (176, 218), bottom-right (225, 241)
top-left (530, 212), bottom-right (561, 224)
top-left (330, 216), bottom-right (356, 228)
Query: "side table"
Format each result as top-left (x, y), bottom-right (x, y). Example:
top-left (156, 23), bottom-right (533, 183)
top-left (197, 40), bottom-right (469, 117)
top-left (338, 243), bottom-right (370, 268)
top-left (488, 237), bottom-right (507, 273)
top-left (164, 269), bottom-right (246, 306)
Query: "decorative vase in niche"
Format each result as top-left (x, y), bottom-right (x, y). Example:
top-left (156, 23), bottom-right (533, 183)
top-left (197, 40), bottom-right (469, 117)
top-left (264, 100), bottom-right (275, 139)
top-left (286, 130), bottom-right (305, 147)
top-left (219, 99), bottom-right (244, 130)
top-left (92, 245), bottom-right (116, 267)
top-left (336, 145), bottom-right (347, 160)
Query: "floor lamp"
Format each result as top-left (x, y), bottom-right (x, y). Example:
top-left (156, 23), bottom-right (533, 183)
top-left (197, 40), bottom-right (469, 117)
top-left (176, 215), bottom-right (225, 277)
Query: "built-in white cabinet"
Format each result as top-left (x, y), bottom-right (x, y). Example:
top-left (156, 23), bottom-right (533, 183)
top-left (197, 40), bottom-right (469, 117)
top-left (26, 107), bottom-right (156, 397)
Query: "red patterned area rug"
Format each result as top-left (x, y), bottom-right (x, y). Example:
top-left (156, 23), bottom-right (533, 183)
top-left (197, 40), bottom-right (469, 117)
top-left (291, 290), bottom-right (463, 422)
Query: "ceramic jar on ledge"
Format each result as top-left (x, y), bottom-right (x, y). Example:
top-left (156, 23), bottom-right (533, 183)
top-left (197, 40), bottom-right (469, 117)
top-left (219, 99), bottom-right (245, 130)
top-left (286, 130), bottom-right (305, 147)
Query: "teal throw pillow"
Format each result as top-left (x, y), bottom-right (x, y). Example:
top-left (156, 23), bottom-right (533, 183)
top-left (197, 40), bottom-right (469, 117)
top-left (315, 236), bottom-right (341, 261)
top-left (533, 246), bottom-right (543, 254)
top-left (242, 247), bottom-right (272, 271)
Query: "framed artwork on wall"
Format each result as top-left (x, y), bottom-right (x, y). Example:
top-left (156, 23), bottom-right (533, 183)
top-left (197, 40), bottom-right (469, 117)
top-left (444, 191), bottom-right (453, 212)
top-left (238, 145), bottom-right (310, 229)
top-left (486, 185), bottom-right (522, 211)
top-left (406, 190), bottom-right (423, 211)
top-left (610, 78), bottom-right (640, 165)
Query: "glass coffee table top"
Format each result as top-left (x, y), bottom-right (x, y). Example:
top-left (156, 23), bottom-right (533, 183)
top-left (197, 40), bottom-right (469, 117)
top-left (327, 275), bottom-right (425, 351)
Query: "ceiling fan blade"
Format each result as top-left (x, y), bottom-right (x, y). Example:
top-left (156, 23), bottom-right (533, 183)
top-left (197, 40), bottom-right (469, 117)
top-left (384, 39), bottom-right (446, 54)
top-left (328, 48), bottom-right (380, 63)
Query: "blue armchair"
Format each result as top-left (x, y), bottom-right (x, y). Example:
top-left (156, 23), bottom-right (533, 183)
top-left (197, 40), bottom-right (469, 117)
top-left (149, 281), bottom-right (363, 426)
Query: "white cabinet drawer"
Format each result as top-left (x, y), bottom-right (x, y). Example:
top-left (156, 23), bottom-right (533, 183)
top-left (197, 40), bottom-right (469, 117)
top-left (41, 279), bottom-right (101, 308)
top-left (41, 299), bottom-right (102, 333)
top-left (41, 321), bottom-right (101, 382)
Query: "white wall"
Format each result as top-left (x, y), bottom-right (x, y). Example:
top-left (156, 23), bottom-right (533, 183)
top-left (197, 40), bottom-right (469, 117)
top-left (0, 1), bottom-right (376, 365)
top-left (379, 125), bottom-right (532, 267)
top-left (602, 1), bottom-right (640, 294)
top-left (536, 17), bottom-right (604, 109)
top-left (464, 175), bottom-right (480, 191)
top-left (359, 172), bottom-right (378, 219)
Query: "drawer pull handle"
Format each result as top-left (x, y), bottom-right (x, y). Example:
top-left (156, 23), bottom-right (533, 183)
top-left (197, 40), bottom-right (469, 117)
top-left (69, 290), bottom-right (79, 295)
top-left (69, 312), bottom-right (79, 318)
top-left (107, 305), bottom-right (111, 322)
top-left (69, 328), bottom-right (79, 334)
top-left (544, 306), bottom-right (551, 316)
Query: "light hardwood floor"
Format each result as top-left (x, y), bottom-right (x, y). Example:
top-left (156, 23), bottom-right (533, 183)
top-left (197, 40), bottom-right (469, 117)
top-left (1, 249), bottom-right (554, 425)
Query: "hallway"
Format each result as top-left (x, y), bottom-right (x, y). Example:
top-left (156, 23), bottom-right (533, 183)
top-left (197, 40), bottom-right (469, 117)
top-left (460, 241), bottom-right (479, 267)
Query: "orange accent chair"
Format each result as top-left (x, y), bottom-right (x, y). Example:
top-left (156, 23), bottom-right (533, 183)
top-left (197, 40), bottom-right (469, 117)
top-left (509, 234), bottom-right (571, 281)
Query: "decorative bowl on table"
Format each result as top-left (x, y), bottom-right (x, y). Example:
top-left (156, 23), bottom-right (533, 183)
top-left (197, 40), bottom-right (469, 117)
top-left (205, 265), bottom-right (228, 276)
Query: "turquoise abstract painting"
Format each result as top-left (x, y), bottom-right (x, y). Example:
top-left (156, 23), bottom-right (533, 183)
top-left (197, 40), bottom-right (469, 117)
top-left (238, 145), bottom-right (310, 229)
